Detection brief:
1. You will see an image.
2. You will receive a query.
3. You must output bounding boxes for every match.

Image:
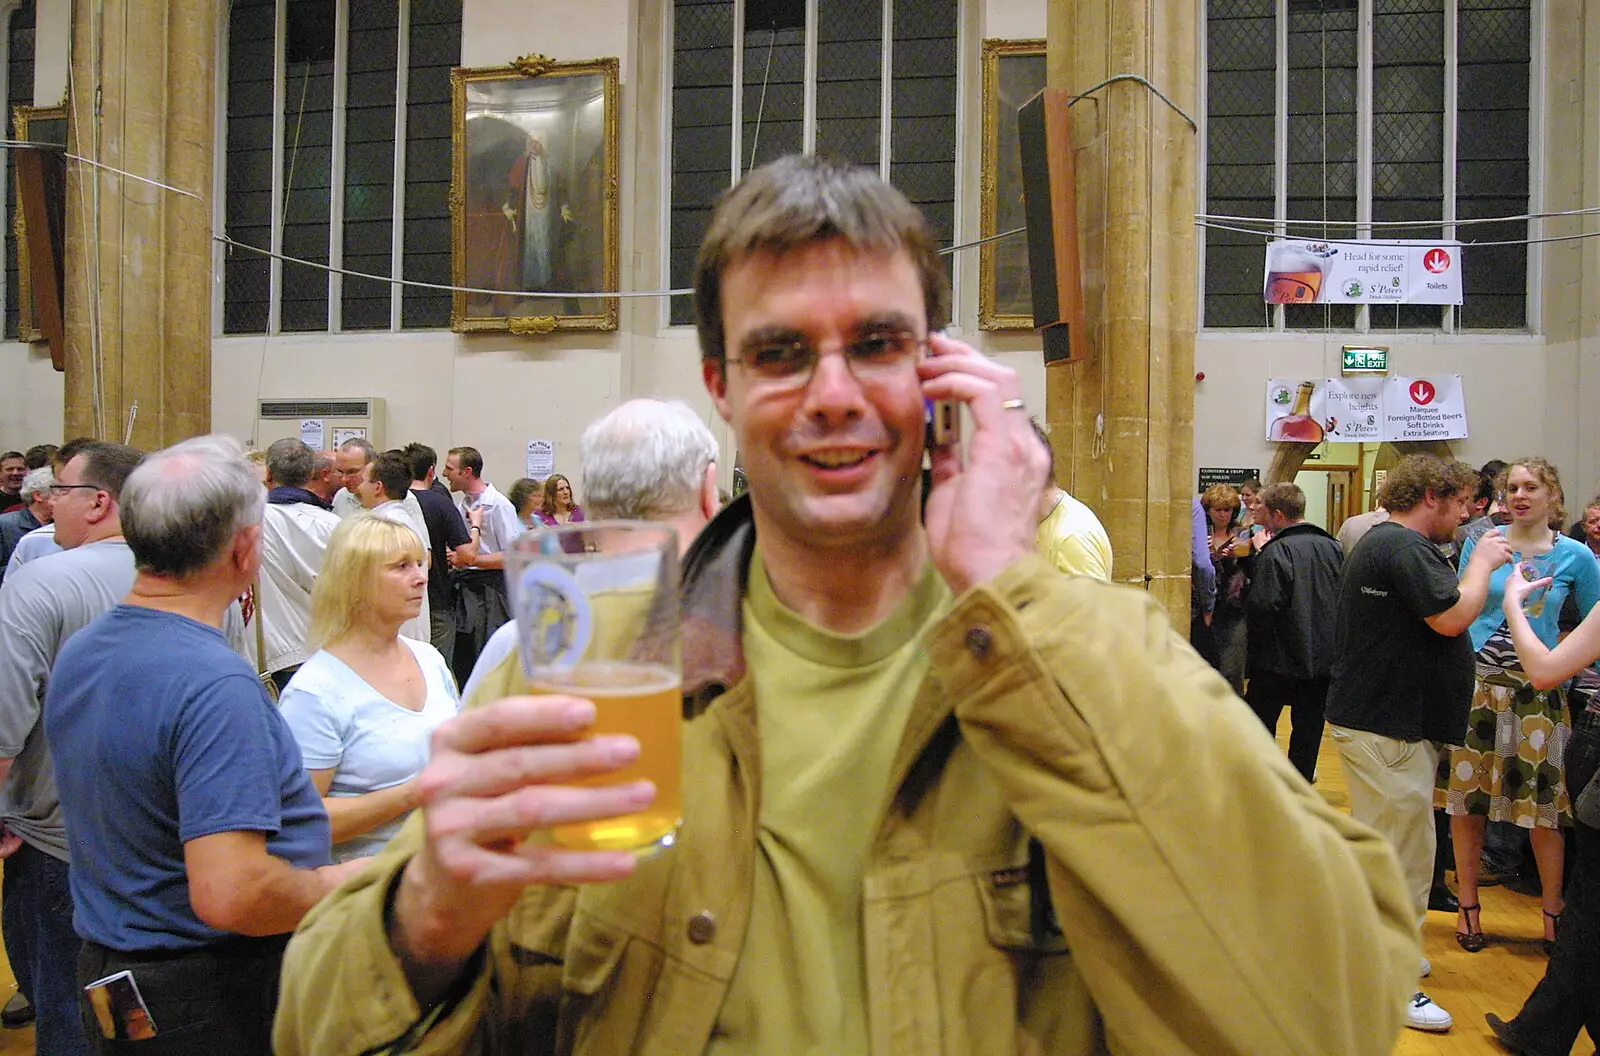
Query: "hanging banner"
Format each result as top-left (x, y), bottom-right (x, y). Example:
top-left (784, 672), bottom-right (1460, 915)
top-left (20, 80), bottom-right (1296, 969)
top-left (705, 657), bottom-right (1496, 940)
top-left (1264, 377), bottom-right (1383, 443)
top-left (1263, 239), bottom-right (1463, 306)
top-left (1382, 374), bottom-right (1468, 441)
top-left (1319, 377), bottom-right (1386, 443)
top-left (1265, 375), bottom-right (1467, 442)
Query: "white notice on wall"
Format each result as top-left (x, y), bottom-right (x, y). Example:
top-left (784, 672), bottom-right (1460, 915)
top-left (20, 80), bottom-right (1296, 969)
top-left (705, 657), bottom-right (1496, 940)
top-left (526, 439), bottom-right (555, 480)
top-left (331, 427), bottom-right (367, 448)
top-left (299, 418), bottom-right (325, 449)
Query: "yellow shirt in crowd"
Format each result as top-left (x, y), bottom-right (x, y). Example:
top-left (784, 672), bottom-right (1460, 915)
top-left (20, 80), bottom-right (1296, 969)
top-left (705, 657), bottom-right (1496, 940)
top-left (704, 549), bottom-right (951, 1056)
top-left (1035, 490), bottom-right (1113, 581)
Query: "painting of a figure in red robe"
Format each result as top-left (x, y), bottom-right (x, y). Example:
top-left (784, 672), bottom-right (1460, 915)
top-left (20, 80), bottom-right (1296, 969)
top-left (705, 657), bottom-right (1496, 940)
top-left (453, 58), bottom-right (617, 332)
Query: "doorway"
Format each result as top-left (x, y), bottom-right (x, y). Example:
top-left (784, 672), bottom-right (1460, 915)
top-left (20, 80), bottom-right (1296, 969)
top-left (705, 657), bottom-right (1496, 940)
top-left (1293, 466), bottom-right (1360, 536)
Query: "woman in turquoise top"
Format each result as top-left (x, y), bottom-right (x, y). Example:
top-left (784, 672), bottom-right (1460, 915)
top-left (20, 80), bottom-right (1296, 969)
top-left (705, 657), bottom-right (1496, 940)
top-left (1438, 458), bottom-right (1600, 954)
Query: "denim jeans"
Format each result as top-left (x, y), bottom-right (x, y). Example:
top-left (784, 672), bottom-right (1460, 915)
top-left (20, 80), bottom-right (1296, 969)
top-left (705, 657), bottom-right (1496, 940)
top-left (2, 842), bottom-right (91, 1056)
top-left (77, 936), bottom-right (287, 1055)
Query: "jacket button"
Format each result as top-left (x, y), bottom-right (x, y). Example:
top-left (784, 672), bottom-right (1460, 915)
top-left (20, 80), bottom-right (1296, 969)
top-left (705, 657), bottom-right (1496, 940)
top-left (687, 911), bottom-right (716, 945)
top-left (965, 627), bottom-right (992, 659)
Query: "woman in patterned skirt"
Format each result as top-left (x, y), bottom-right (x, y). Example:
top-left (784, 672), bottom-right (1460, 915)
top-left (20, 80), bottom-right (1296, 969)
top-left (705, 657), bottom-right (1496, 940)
top-left (1438, 458), bottom-right (1600, 953)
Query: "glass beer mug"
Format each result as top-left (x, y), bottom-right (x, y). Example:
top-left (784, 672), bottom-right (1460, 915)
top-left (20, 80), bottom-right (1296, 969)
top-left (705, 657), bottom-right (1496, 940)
top-left (506, 522), bottom-right (682, 856)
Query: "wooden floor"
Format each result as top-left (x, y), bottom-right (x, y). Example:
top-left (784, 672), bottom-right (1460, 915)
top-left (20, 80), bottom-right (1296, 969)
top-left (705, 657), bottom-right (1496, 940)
top-left (1299, 721), bottom-right (1593, 1056)
top-left (0, 721), bottom-right (1585, 1053)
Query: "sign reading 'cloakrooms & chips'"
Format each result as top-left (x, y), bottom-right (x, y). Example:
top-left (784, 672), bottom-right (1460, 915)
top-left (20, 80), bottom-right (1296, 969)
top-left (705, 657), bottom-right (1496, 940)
top-left (1265, 375), bottom-right (1468, 443)
top-left (1263, 239), bottom-right (1463, 306)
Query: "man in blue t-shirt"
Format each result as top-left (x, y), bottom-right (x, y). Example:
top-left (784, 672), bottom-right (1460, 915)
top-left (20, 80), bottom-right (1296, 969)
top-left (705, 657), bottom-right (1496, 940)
top-left (46, 435), bottom-right (365, 1056)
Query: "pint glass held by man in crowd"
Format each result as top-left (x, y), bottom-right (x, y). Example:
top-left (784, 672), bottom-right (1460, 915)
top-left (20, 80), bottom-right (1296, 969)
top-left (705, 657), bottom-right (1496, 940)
top-left (506, 521), bottom-right (682, 855)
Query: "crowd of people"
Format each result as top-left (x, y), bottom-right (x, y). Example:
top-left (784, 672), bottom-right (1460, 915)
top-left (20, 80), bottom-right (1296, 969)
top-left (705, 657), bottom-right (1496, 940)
top-left (0, 152), bottom-right (1588, 1055)
top-left (0, 398), bottom-right (726, 1055)
top-left (1189, 454), bottom-right (1600, 1047)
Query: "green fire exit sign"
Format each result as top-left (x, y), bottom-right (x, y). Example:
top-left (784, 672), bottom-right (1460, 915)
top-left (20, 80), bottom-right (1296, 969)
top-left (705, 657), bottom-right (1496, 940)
top-left (1341, 345), bottom-right (1388, 375)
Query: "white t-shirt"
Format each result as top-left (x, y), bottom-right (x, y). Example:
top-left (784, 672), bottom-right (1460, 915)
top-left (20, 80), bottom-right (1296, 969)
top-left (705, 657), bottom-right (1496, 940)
top-left (279, 638), bottom-right (459, 862)
top-left (3, 524), bottom-right (60, 584)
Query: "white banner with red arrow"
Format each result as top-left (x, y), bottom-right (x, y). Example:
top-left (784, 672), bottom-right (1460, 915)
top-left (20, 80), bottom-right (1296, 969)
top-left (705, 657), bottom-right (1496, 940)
top-left (1263, 239), bottom-right (1463, 306)
top-left (1382, 375), bottom-right (1468, 441)
top-left (1263, 375), bottom-right (1467, 442)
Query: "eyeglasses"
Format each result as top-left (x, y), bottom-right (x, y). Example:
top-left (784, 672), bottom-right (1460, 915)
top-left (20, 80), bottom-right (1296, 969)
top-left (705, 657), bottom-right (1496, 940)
top-left (47, 484), bottom-right (100, 497)
top-left (726, 330), bottom-right (925, 390)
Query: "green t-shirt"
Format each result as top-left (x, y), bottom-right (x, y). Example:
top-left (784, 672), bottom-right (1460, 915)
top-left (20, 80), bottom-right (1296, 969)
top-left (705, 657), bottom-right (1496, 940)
top-left (706, 550), bottom-right (951, 1056)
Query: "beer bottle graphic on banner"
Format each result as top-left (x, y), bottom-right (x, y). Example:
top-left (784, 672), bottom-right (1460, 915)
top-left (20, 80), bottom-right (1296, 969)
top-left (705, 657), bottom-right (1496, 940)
top-left (1269, 381), bottom-right (1325, 443)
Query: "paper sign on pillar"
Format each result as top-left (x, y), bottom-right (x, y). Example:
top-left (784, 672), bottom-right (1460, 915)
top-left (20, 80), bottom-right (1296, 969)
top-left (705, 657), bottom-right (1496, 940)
top-left (1265, 375), bottom-right (1467, 442)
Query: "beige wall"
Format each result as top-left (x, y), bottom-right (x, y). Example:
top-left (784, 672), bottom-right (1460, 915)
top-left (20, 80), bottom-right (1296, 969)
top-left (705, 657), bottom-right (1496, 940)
top-left (11, 0), bottom-right (1599, 512)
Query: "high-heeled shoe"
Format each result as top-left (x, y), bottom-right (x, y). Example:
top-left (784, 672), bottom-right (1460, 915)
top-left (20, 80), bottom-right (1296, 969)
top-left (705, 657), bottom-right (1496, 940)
top-left (1541, 908), bottom-right (1561, 955)
top-left (1455, 903), bottom-right (1486, 952)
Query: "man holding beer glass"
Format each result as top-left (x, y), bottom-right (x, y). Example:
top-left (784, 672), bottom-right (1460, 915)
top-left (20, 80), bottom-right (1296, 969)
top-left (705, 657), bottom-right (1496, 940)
top-left (276, 156), bottom-right (1417, 1055)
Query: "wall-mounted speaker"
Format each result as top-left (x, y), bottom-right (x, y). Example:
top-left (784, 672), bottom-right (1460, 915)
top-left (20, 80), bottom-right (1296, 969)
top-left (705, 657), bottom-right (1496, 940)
top-left (1018, 87), bottom-right (1087, 365)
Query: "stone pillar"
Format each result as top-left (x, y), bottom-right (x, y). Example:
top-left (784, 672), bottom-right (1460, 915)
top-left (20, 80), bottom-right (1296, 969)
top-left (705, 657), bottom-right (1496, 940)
top-left (1043, 0), bottom-right (1197, 627)
top-left (64, 0), bottom-right (216, 446)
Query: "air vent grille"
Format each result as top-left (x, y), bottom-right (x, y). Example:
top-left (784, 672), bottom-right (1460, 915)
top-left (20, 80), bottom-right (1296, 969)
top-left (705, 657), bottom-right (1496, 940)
top-left (258, 399), bottom-right (373, 418)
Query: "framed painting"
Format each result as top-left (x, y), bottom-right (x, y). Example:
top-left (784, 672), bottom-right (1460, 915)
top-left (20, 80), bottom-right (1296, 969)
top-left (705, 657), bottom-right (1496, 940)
top-left (978, 39), bottom-right (1046, 331)
top-left (13, 103), bottom-right (67, 343)
top-left (450, 55), bottom-right (619, 334)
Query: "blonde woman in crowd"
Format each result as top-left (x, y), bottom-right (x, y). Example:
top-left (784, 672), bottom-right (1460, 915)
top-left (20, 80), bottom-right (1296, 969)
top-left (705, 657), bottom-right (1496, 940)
top-left (1439, 458), bottom-right (1600, 953)
top-left (279, 514), bottom-right (460, 862)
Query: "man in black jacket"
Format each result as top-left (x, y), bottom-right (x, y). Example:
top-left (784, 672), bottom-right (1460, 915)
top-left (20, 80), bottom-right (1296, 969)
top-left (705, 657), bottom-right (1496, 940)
top-left (1245, 482), bottom-right (1343, 783)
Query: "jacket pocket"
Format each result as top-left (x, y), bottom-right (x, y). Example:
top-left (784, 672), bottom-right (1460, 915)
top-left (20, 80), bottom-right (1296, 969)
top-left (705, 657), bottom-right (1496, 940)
top-left (977, 863), bottom-right (1072, 956)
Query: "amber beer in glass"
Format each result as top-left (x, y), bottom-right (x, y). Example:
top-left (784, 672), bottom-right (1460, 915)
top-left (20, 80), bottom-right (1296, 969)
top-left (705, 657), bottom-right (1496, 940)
top-left (506, 522), bottom-right (681, 855)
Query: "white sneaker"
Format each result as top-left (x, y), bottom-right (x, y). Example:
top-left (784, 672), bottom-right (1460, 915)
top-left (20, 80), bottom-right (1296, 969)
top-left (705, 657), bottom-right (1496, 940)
top-left (1405, 991), bottom-right (1452, 1032)
top-left (1419, 956), bottom-right (1430, 978)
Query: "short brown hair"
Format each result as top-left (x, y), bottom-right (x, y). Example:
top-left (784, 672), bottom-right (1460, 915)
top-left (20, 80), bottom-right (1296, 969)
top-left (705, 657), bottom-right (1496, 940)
top-left (1380, 455), bottom-right (1477, 514)
top-left (693, 154), bottom-right (949, 365)
top-left (1200, 483), bottom-right (1241, 513)
top-left (1499, 457), bottom-right (1567, 530)
top-left (1259, 482), bottom-right (1306, 521)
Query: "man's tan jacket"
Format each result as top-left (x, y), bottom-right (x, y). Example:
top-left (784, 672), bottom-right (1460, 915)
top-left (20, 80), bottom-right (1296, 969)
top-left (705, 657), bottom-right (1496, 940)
top-left (275, 501), bottom-right (1417, 1056)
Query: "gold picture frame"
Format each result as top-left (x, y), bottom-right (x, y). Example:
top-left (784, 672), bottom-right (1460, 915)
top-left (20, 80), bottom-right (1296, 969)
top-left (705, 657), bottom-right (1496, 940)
top-left (978, 39), bottom-right (1046, 331)
top-left (450, 55), bottom-right (619, 333)
top-left (12, 103), bottom-right (67, 343)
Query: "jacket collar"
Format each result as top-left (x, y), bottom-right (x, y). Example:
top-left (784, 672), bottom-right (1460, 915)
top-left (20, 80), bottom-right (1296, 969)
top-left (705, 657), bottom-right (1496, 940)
top-left (680, 494), bottom-right (755, 711)
top-left (267, 485), bottom-right (333, 510)
top-left (1269, 521), bottom-right (1336, 543)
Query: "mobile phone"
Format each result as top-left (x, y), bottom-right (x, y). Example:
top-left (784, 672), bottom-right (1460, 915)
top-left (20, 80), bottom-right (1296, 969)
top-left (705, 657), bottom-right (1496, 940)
top-left (925, 398), bottom-right (960, 447)
top-left (84, 970), bottom-right (158, 1040)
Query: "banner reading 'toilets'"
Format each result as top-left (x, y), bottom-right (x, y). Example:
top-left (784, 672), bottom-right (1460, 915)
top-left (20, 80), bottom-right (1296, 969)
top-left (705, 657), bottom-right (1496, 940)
top-left (1263, 239), bottom-right (1464, 306)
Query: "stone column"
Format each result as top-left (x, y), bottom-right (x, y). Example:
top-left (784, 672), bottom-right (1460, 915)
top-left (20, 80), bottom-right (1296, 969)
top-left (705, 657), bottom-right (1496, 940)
top-left (64, 0), bottom-right (216, 446)
top-left (1043, 0), bottom-right (1197, 627)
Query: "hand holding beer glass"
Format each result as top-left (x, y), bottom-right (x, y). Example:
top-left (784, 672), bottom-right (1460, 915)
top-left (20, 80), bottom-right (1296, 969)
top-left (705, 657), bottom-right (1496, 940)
top-left (506, 522), bottom-right (682, 855)
top-left (1511, 551), bottom-right (1558, 619)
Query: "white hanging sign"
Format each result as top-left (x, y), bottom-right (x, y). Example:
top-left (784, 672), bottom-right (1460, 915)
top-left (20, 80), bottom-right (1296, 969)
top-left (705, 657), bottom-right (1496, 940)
top-left (1265, 375), bottom-right (1467, 442)
top-left (1382, 374), bottom-right (1469, 441)
top-left (1263, 239), bottom-right (1464, 306)
top-left (298, 418), bottom-right (325, 449)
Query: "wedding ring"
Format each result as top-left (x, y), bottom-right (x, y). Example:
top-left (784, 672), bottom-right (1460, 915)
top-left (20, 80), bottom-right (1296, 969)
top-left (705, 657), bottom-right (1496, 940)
top-left (1000, 398), bottom-right (1027, 411)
